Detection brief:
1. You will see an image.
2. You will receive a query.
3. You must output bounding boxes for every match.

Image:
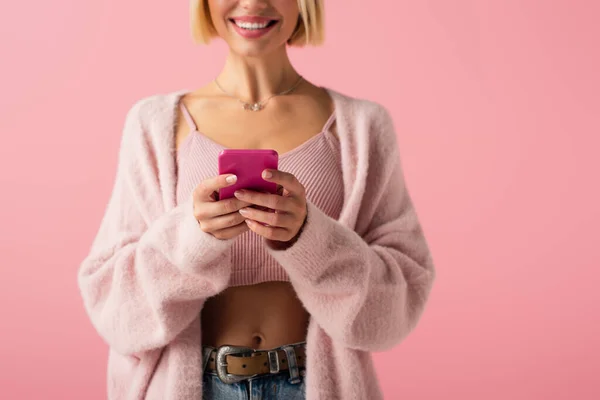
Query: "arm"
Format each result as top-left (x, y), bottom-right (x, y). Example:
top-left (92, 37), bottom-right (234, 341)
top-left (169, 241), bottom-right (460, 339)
top-left (266, 105), bottom-right (435, 352)
top-left (77, 101), bottom-right (233, 357)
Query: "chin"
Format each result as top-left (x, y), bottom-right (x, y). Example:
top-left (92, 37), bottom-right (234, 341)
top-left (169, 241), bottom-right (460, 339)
top-left (229, 41), bottom-right (284, 59)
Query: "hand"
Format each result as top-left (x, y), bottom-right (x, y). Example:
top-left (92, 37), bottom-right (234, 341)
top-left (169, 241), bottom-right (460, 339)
top-left (234, 169), bottom-right (307, 244)
top-left (192, 174), bottom-right (252, 240)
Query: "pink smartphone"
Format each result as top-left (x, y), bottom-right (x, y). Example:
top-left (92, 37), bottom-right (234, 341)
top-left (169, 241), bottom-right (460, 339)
top-left (218, 149), bottom-right (279, 200)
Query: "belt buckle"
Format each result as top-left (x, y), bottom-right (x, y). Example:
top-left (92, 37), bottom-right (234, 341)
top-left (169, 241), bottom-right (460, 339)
top-left (215, 345), bottom-right (258, 384)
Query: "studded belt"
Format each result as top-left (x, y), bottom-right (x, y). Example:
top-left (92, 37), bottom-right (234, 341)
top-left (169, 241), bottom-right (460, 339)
top-left (203, 342), bottom-right (307, 384)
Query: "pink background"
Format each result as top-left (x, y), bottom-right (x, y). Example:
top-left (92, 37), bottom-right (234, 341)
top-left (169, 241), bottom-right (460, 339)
top-left (1, 0), bottom-right (598, 399)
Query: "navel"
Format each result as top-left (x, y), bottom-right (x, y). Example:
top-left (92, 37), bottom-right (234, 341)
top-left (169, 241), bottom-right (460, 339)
top-left (251, 332), bottom-right (265, 348)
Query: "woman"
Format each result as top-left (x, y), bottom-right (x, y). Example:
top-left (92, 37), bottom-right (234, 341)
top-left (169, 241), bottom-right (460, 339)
top-left (77, 0), bottom-right (436, 399)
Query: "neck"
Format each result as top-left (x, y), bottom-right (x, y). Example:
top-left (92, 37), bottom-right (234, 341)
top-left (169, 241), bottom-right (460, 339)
top-left (216, 48), bottom-right (301, 103)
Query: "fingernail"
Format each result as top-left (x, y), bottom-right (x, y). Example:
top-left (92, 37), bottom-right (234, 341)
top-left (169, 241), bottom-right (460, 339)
top-left (226, 175), bottom-right (237, 183)
top-left (234, 190), bottom-right (243, 197)
top-left (238, 208), bottom-right (249, 215)
top-left (262, 170), bottom-right (272, 179)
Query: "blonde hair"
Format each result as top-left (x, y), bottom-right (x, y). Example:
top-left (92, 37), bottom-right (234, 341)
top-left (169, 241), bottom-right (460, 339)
top-left (190, 0), bottom-right (325, 46)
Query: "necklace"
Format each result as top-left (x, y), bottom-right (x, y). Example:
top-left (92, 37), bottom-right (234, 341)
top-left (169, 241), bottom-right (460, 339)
top-left (213, 75), bottom-right (304, 111)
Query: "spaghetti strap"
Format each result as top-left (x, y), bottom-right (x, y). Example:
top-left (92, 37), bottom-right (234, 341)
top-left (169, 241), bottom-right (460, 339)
top-left (179, 101), bottom-right (197, 132)
top-left (322, 108), bottom-right (337, 133)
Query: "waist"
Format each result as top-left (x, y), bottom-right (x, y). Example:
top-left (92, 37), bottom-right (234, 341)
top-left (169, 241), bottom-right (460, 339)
top-left (201, 281), bottom-right (310, 349)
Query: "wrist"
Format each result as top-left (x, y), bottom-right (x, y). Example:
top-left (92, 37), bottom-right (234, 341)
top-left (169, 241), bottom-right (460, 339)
top-left (266, 209), bottom-right (307, 250)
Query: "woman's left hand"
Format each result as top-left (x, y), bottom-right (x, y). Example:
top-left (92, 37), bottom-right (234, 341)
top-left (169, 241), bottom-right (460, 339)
top-left (234, 169), bottom-right (307, 243)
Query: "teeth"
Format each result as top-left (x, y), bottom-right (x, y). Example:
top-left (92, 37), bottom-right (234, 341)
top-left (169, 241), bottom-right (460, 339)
top-left (234, 20), bottom-right (271, 30)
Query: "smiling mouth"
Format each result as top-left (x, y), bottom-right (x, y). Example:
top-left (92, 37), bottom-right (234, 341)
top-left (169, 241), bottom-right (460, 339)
top-left (229, 19), bottom-right (279, 31)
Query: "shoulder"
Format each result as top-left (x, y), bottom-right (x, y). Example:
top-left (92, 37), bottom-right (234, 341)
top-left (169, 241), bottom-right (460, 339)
top-left (327, 87), bottom-right (391, 118)
top-left (123, 89), bottom-right (187, 129)
top-left (119, 89), bottom-right (188, 150)
top-left (326, 88), bottom-right (398, 151)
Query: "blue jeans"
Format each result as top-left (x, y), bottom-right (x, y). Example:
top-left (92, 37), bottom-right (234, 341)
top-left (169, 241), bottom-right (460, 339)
top-left (202, 371), bottom-right (306, 400)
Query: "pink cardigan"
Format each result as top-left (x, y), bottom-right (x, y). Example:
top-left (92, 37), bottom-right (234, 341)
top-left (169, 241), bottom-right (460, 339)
top-left (77, 87), bottom-right (436, 400)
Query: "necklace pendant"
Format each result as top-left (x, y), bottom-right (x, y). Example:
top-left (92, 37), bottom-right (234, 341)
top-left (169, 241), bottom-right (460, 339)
top-left (243, 102), bottom-right (263, 111)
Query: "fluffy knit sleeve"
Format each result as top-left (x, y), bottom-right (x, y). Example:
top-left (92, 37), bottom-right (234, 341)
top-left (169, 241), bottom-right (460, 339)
top-left (77, 100), bottom-right (234, 357)
top-left (266, 104), bottom-right (435, 352)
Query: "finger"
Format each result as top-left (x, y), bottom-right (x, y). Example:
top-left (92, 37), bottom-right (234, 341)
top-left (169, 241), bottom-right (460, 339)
top-left (262, 169), bottom-right (305, 198)
top-left (238, 207), bottom-right (295, 228)
top-left (194, 174), bottom-right (238, 201)
top-left (211, 221), bottom-right (250, 240)
top-left (195, 198), bottom-right (252, 220)
top-left (234, 190), bottom-right (297, 213)
top-left (200, 210), bottom-right (247, 233)
top-left (245, 219), bottom-right (291, 241)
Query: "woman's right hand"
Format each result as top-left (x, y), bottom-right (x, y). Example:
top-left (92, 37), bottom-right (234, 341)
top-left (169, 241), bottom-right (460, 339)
top-left (192, 174), bottom-right (251, 240)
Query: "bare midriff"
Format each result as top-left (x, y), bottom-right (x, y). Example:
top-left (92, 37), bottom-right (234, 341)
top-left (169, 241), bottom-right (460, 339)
top-left (200, 281), bottom-right (310, 349)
